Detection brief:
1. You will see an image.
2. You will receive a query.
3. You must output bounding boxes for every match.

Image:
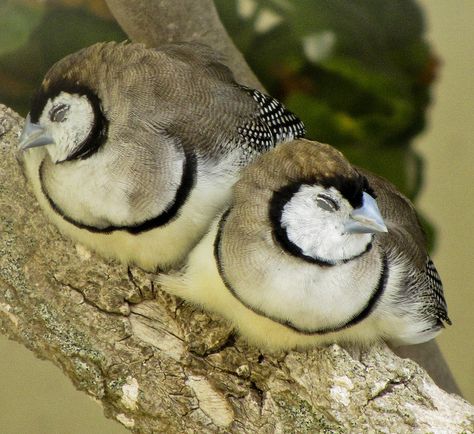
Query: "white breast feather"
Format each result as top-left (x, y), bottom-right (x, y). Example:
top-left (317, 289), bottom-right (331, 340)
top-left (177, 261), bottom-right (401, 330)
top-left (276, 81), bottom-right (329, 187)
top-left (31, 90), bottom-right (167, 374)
top-left (226, 249), bottom-right (381, 332)
top-left (22, 147), bottom-right (239, 270)
top-left (159, 219), bottom-right (389, 350)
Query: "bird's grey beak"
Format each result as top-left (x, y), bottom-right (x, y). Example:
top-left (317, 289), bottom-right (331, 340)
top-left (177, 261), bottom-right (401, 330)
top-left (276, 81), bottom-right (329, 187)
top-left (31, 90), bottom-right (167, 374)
top-left (18, 114), bottom-right (55, 150)
top-left (344, 192), bottom-right (388, 234)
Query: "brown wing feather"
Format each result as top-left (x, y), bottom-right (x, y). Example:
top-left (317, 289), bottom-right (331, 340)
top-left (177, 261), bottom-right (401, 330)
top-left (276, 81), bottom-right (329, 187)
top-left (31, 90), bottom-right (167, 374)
top-left (359, 169), bottom-right (450, 325)
top-left (357, 169), bottom-right (427, 268)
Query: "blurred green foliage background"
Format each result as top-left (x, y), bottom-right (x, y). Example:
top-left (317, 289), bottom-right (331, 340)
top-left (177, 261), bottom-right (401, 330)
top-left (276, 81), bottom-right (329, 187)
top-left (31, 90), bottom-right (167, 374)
top-left (0, 0), bottom-right (437, 240)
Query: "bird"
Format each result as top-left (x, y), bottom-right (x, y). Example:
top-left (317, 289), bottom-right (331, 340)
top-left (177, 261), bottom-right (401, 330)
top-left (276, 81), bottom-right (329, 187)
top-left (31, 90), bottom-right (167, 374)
top-left (17, 41), bottom-right (305, 271)
top-left (159, 139), bottom-right (451, 349)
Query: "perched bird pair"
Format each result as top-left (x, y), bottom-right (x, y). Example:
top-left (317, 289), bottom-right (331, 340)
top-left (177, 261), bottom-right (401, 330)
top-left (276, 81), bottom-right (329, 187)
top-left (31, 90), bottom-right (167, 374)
top-left (18, 42), bottom-right (450, 348)
top-left (18, 41), bottom-right (305, 271)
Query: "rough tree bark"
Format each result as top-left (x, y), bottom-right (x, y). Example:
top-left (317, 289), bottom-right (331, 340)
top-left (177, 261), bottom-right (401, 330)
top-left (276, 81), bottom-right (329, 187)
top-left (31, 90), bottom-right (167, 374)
top-left (0, 1), bottom-right (472, 432)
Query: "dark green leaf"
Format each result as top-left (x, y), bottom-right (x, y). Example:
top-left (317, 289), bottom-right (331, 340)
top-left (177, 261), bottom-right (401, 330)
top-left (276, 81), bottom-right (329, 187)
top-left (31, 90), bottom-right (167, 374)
top-left (0, 1), bottom-right (45, 56)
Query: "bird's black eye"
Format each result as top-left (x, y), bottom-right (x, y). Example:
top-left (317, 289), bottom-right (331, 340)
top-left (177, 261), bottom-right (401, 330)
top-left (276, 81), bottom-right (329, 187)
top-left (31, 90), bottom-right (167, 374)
top-left (49, 103), bottom-right (69, 122)
top-left (316, 193), bottom-right (339, 212)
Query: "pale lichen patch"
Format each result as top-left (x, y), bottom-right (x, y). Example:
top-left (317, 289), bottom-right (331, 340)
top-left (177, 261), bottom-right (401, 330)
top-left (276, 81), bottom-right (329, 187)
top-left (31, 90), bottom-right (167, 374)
top-left (330, 375), bottom-right (354, 407)
top-left (130, 316), bottom-right (185, 360)
top-left (403, 380), bottom-right (474, 433)
top-left (130, 303), bottom-right (185, 361)
top-left (0, 302), bottom-right (18, 326)
top-left (370, 380), bottom-right (392, 397)
top-left (186, 376), bottom-right (234, 428)
top-left (75, 244), bottom-right (92, 261)
top-left (121, 377), bottom-right (139, 410)
top-left (116, 413), bottom-right (135, 428)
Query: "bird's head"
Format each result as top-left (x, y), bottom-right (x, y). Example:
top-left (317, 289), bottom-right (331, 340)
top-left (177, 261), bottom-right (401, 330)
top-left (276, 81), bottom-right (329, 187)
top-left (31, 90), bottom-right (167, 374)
top-left (235, 139), bottom-right (388, 265)
top-left (20, 86), bottom-right (106, 163)
top-left (17, 43), bottom-right (119, 163)
top-left (272, 176), bottom-right (386, 264)
top-left (18, 41), bottom-right (244, 165)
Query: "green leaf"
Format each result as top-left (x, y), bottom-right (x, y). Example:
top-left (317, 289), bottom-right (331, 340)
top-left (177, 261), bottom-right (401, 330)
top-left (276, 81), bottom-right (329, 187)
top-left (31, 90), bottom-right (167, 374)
top-left (0, 1), bottom-right (45, 56)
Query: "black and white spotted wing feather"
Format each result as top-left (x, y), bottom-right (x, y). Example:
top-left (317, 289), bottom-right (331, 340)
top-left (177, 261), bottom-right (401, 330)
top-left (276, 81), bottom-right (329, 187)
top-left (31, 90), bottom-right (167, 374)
top-left (403, 255), bottom-right (451, 333)
top-left (423, 257), bottom-right (451, 325)
top-left (237, 88), bottom-right (305, 158)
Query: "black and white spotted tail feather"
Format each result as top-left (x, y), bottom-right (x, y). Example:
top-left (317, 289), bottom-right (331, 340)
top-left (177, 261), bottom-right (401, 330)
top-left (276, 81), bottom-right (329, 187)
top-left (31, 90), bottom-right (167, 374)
top-left (238, 88), bottom-right (305, 157)
top-left (424, 257), bottom-right (451, 325)
top-left (408, 256), bottom-right (451, 333)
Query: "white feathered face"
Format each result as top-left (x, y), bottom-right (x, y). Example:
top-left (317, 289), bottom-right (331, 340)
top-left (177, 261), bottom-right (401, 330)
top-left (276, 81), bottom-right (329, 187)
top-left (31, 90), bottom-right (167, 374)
top-left (20, 83), bottom-right (108, 166)
top-left (272, 176), bottom-right (388, 265)
top-left (280, 184), bottom-right (373, 263)
top-left (37, 92), bottom-right (96, 163)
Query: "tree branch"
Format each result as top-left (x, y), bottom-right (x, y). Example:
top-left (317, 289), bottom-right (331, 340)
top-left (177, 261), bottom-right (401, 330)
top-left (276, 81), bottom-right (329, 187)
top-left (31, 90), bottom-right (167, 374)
top-left (0, 1), bottom-right (471, 431)
top-left (1, 106), bottom-right (473, 433)
top-left (104, 0), bottom-right (262, 90)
